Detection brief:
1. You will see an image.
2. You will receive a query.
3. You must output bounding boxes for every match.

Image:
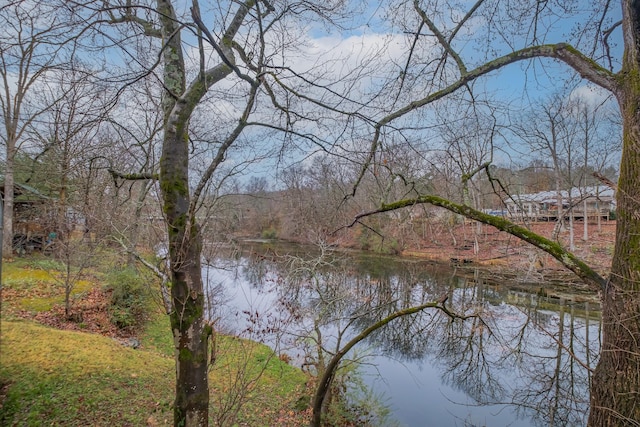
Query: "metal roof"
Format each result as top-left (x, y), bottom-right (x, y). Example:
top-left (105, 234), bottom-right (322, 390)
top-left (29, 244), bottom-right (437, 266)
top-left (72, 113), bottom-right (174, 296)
top-left (506, 186), bottom-right (615, 204)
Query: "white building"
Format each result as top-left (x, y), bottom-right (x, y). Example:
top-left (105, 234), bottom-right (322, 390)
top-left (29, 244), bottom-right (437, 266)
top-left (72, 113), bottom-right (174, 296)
top-left (503, 186), bottom-right (615, 221)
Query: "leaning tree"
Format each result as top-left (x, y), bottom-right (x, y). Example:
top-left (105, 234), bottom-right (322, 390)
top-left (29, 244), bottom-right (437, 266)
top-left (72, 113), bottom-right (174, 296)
top-left (326, 1), bottom-right (638, 425)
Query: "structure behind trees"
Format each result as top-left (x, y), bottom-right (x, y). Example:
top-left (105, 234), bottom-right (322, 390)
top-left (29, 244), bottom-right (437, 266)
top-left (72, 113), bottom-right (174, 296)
top-left (503, 186), bottom-right (615, 222)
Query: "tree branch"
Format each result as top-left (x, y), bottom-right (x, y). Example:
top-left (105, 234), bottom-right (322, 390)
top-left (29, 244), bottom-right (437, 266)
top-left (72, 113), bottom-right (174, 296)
top-left (603, 19), bottom-right (622, 70)
top-left (413, 0), bottom-right (467, 75)
top-left (347, 43), bottom-right (618, 199)
top-left (107, 12), bottom-right (162, 38)
top-left (190, 0), bottom-right (257, 87)
top-left (112, 235), bottom-right (172, 314)
top-left (189, 82), bottom-right (258, 216)
top-left (343, 195), bottom-right (607, 290)
top-left (593, 171), bottom-right (618, 190)
top-left (310, 295), bottom-right (478, 427)
top-left (108, 168), bottom-right (158, 181)
top-left (378, 44), bottom-right (618, 128)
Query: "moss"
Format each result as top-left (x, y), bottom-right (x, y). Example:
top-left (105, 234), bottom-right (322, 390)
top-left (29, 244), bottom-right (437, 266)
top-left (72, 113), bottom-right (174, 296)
top-left (3, 264), bottom-right (95, 313)
top-left (169, 288), bottom-right (205, 336)
top-left (3, 269), bottom-right (52, 286)
top-left (19, 296), bottom-right (60, 312)
top-left (1, 320), bottom-right (175, 426)
top-left (158, 164), bottom-right (191, 245)
top-left (202, 322), bottom-right (213, 340)
top-left (179, 347), bottom-right (192, 362)
top-left (560, 43), bottom-right (608, 73)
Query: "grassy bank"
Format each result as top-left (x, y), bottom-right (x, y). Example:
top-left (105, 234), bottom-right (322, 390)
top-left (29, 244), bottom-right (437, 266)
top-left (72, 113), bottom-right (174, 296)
top-left (1, 319), bottom-right (175, 425)
top-left (0, 255), bottom-right (310, 426)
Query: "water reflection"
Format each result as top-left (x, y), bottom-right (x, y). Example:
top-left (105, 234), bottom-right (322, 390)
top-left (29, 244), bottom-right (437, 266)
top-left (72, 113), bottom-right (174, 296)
top-left (203, 243), bottom-right (600, 426)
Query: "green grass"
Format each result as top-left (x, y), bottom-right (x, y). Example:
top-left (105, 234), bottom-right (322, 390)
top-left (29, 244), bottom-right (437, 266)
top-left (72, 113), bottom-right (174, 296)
top-left (0, 255), bottom-right (311, 426)
top-left (0, 317), bottom-right (310, 426)
top-left (1, 319), bottom-right (175, 426)
top-left (2, 255), bottom-right (95, 313)
top-left (140, 307), bottom-right (310, 426)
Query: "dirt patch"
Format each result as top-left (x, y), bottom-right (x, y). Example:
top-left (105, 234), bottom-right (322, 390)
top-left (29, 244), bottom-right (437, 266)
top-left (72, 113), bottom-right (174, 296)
top-left (9, 287), bottom-right (137, 339)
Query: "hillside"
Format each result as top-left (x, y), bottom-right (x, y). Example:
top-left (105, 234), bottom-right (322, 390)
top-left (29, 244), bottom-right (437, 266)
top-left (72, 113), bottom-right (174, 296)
top-left (0, 256), bottom-right (311, 426)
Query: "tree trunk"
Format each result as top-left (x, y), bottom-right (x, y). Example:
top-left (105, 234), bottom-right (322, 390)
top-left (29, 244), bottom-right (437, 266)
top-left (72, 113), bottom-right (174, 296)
top-left (551, 159), bottom-right (564, 240)
top-left (127, 182), bottom-right (151, 267)
top-left (161, 126), bottom-right (211, 426)
top-left (156, 1), bottom-right (210, 424)
top-left (583, 198), bottom-right (588, 241)
top-left (568, 202), bottom-right (575, 251)
top-left (2, 143), bottom-right (15, 256)
top-left (169, 228), bottom-right (209, 426)
top-left (587, 76), bottom-right (640, 426)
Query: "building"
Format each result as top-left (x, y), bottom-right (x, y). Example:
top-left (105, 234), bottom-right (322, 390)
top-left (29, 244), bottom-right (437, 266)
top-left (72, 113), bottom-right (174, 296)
top-left (503, 186), bottom-right (615, 221)
top-left (0, 181), bottom-right (56, 252)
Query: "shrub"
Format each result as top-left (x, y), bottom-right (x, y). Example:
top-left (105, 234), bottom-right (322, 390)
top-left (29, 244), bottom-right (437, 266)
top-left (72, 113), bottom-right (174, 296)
top-left (261, 227), bottom-right (277, 239)
top-left (104, 268), bottom-right (149, 329)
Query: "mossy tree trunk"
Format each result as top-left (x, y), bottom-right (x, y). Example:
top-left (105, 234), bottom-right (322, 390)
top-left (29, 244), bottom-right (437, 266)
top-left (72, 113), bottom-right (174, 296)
top-left (155, 1), bottom-right (252, 425)
top-left (161, 120), bottom-right (210, 425)
top-left (588, 103), bottom-right (640, 424)
top-left (157, 0), bottom-right (210, 422)
top-left (587, 4), bottom-right (640, 421)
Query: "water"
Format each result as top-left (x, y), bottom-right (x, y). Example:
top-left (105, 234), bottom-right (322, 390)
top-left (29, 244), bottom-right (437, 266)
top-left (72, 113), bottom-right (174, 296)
top-left (202, 242), bottom-right (600, 426)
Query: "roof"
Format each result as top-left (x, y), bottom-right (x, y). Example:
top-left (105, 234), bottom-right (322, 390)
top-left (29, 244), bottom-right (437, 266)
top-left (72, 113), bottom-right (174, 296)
top-left (506, 186), bottom-right (615, 204)
top-left (0, 179), bottom-right (54, 201)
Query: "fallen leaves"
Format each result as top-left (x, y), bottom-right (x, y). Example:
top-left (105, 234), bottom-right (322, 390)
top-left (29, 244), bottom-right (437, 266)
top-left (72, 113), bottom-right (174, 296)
top-left (9, 286), bottom-right (137, 340)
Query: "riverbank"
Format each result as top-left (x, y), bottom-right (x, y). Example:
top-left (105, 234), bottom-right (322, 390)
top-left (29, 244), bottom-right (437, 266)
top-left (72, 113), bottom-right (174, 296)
top-left (345, 220), bottom-right (615, 282)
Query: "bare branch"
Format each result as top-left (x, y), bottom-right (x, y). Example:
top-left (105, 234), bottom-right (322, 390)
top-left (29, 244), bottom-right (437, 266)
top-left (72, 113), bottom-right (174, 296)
top-left (603, 19), bottom-right (622, 70)
top-left (108, 168), bottom-right (158, 181)
top-left (379, 44), bottom-right (618, 129)
top-left (189, 1), bottom-right (258, 87)
top-left (343, 195), bottom-right (607, 290)
top-left (113, 236), bottom-right (172, 314)
top-left (106, 9), bottom-right (162, 38)
top-left (593, 171), bottom-right (617, 190)
top-left (189, 83), bottom-right (258, 216)
top-left (311, 294), bottom-right (478, 427)
top-left (346, 44), bottom-right (619, 199)
top-left (413, 0), bottom-right (467, 75)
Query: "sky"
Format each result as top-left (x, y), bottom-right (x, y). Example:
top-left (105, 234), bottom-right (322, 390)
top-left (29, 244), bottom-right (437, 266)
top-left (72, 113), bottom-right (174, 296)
top-left (0, 0), bottom-right (625, 191)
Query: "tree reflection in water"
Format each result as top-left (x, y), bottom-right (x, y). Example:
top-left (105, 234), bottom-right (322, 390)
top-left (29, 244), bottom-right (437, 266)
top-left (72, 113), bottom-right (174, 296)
top-left (203, 243), bottom-right (599, 426)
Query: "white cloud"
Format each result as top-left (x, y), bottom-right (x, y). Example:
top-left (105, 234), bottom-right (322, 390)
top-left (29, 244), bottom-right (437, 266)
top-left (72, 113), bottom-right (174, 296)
top-left (568, 84), bottom-right (615, 109)
top-left (301, 31), bottom-right (407, 73)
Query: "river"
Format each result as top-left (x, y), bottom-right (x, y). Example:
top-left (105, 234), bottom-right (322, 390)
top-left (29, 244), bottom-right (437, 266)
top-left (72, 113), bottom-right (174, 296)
top-left (201, 241), bottom-right (600, 427)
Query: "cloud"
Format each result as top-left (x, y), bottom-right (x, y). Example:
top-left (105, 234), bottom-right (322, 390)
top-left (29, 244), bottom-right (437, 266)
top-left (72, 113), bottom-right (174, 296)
top-left (568, 84), bottom-right (615, 109)
top-left (301, 31), bottom-right (407, 73)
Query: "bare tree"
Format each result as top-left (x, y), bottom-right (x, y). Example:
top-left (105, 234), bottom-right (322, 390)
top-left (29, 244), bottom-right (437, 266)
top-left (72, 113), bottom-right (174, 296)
top-left (72, 1), bottom-right (357, 425)
top-left (514, 94), bottom-right (574, 237)
top-left (334, 1), bottom-right (639, 424)
top-left (0, 1), bottom-right (77, 255)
